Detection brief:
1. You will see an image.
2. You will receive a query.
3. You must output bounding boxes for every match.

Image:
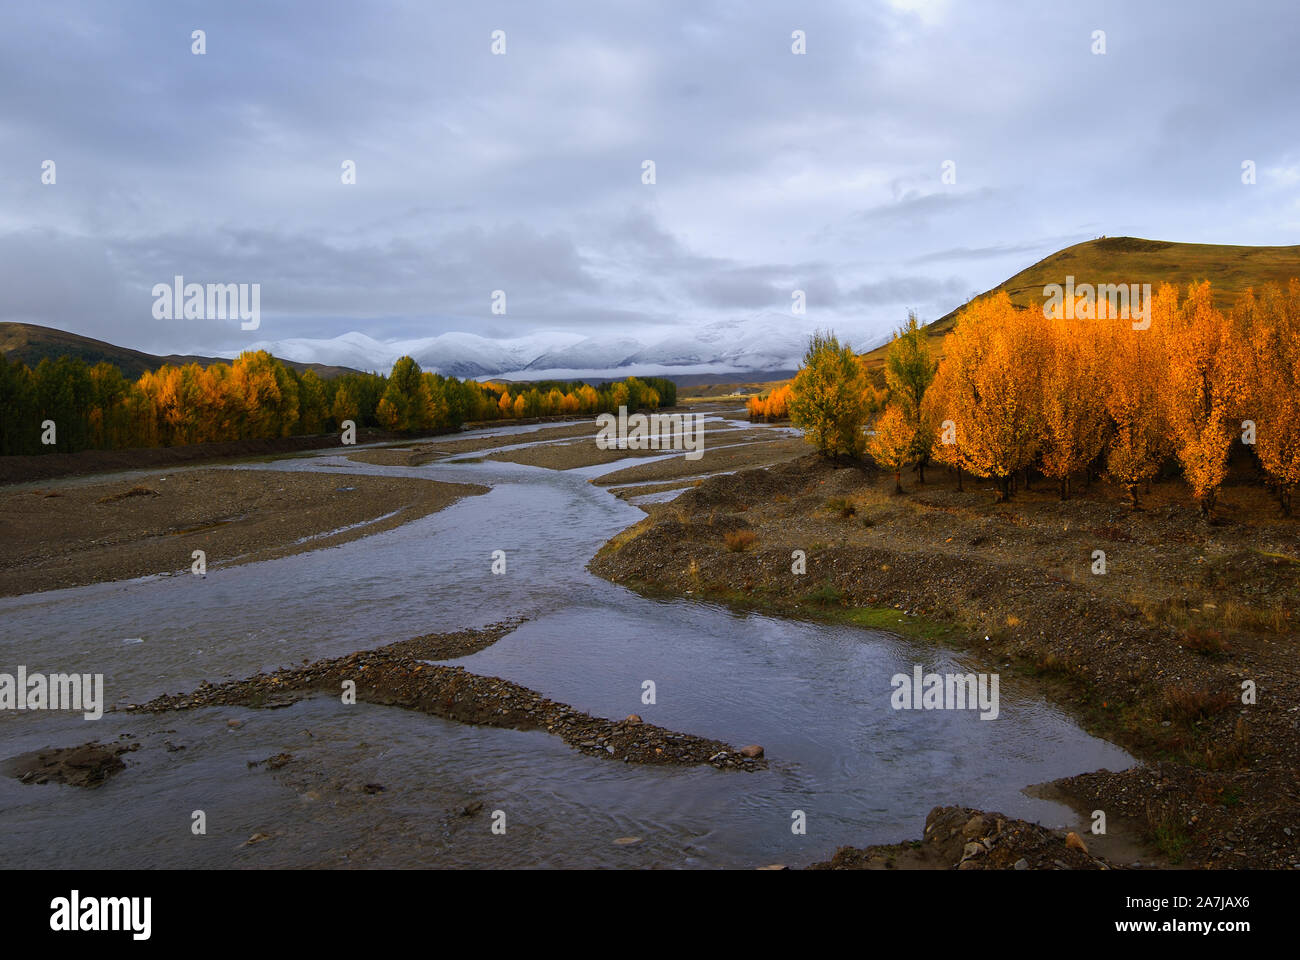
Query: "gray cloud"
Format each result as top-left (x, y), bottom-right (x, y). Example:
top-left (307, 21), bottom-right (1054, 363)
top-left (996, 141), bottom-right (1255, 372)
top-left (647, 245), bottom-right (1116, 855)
top-left (1, 0), bottom-right (1297, 359)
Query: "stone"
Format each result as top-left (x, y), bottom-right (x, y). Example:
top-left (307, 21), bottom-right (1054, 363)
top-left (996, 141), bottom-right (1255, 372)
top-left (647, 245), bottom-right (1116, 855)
top-left (739, 744), bottom-right (765, 759)
top-left (1014, 858), bottom-right (1029, 870)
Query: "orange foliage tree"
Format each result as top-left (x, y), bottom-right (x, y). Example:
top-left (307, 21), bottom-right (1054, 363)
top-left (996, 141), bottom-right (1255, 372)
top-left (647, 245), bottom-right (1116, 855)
top-left (1160, 282), bottom-right (1242, 516)
top-left (928, 293), bottom-right (1043, 500)
top-left (1237, 282), bottom-right (1300, 513)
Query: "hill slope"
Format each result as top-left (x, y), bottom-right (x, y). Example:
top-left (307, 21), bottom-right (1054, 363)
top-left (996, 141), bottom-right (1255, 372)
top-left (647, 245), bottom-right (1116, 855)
top-left (0, 323), bottom-right (359, 379)
top-left (861, 236), bottom-right (1300, 367)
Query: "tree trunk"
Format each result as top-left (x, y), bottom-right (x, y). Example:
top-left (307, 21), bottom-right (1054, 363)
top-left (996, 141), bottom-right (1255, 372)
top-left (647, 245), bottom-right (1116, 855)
top-left (1200, 490), bottom-right (1216, 519)
top-left (956, 466), bottom-right (964, 492)
top-left (894, 469), bottom-right (903, 495)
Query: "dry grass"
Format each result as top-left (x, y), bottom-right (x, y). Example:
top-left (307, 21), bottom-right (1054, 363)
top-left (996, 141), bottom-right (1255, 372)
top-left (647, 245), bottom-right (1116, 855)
top-left (825, 496), bottom-right (856, 519)
top-left (1199, 717), bottom-right (1252, 770)
top-left (724, 529), bottom-right (757, 552)
top-left (1181, 627), bottom-right (1229, 657)
top-left (1218, 599), bottom-right (1291, 635)
top-left (1162, 684), bottom-right (1236, 725)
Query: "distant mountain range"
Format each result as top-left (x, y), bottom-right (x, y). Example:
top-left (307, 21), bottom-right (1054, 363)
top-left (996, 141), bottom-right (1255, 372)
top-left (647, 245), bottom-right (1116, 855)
top-left (0, 313), bottom-right (838, 385)
top-left (236, 312), bottom-right (859, 380)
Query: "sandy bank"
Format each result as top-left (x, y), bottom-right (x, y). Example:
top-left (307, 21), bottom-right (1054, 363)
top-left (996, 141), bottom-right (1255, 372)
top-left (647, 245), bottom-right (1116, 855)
top-left (0, 468), bottom-right (487, 597)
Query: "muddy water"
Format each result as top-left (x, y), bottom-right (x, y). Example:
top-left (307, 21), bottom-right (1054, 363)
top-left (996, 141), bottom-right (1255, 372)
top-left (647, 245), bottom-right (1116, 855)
top-left (0, 420), bottom-right (1133, 868)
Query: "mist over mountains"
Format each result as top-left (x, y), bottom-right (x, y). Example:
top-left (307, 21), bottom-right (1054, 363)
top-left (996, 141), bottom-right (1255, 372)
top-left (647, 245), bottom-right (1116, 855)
top-left (236, 314), bottom-right (887, 380)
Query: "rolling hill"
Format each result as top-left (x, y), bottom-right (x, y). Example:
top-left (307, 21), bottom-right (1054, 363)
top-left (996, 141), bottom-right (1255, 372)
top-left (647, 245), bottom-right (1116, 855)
top-left (0, 322), bottom-right (360, 379)
top-left (860, 236), bottom-right (1300, 368)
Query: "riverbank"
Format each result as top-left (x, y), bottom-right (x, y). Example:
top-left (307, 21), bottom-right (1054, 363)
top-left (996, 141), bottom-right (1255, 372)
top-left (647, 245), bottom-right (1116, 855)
top-left (590, 454), bottom-right (1300, 869)
top-left (0, 468), bottom-right (487, 597)
top-left (0, 429), bottom-right (405, 485)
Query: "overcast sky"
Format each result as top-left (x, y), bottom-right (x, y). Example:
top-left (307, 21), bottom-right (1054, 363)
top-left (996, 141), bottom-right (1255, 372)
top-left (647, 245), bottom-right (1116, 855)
top-left (3, 0), bottom-right (1298, 358)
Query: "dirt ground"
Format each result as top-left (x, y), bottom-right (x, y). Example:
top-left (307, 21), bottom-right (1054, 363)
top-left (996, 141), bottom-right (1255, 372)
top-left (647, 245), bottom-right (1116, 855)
top-left (0, 468), bottom-right (487, 597)
top-left (590, 452), bottom-right (1300, 869)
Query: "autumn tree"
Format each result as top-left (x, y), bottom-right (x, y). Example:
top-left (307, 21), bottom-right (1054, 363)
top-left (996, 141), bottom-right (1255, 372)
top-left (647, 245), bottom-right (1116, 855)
top-left (1161, 282), bottom-right (1240, 516)
top-left (331, 382), bottom-right (360, 429)
top-left (296, 369), bottom-right (328, 434)
top-left (788, 331), bottom-right (870, 460)
top-left (748, 383), bottom-right (792, 421)
top-left (1104, 286), bottom-right (1174, 509)
top-left (923, 363), bottom-right (966, 491)
top-left (933, 294), bottom-right (1043, 500)
top-left (1039, 314), bottom-right (1110, 498)
top-left (377, 356), bottom-right (435, 432)
top-left (231, 351), bottom-right (298, 439)
top-left (867, 403), bottom-right (914, 493)
top-left (883, 311), bottom-right (938, 482)
top-left (1237, 282), bottom-right (1300, 513)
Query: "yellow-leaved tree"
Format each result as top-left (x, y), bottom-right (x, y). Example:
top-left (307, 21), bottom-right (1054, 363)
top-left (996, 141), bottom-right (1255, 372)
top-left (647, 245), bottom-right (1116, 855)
top-left (1104, 285), bottom-right (1174, 509)
top-left (788, 331), bottom-right (870, 459)
top-left (1237, 282), bottom-right (1300, 514)
top-left (867, 403), bottom-right (914, 493)
top-left (934, 293), bottom-right (1043, 500)
top-left (1161, 282), bottom-right (1242, 517)
top-left (883, 311), bottom-right (938, 483)
top-left (1040, 313), bottom-right (1110, 499)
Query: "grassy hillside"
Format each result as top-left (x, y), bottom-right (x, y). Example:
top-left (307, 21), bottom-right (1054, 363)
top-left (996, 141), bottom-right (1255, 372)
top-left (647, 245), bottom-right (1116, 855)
top-left (0, 322), bottom-right (359, 379)
top-left (860, 236), bottom-right (1300, 368)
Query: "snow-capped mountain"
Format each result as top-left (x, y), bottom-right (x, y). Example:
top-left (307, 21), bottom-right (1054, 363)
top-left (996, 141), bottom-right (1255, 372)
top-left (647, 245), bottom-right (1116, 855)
top-left (239, 314), bottom-right (877, 379)
top-left (239, 330), bottom-right (586, 378)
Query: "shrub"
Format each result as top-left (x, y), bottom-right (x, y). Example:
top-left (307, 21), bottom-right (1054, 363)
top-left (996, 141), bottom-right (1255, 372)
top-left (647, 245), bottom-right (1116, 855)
top-left (724, 529), bottom-right (757, 552)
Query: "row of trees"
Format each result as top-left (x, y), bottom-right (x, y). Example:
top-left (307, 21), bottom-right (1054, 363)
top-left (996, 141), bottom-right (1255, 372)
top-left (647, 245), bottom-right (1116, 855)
top-left (0, 350), bottom-right (676, 456)
top-left (786, 280), bottom-right (1300, 516)
top-left (746, 383), bottom-right (793, 421)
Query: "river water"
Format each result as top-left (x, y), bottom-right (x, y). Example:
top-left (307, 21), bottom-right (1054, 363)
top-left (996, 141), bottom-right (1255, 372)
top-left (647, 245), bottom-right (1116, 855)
top-left (0, 419), bottom-right (1133, 868)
